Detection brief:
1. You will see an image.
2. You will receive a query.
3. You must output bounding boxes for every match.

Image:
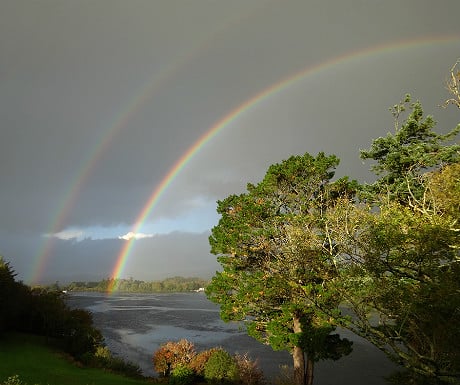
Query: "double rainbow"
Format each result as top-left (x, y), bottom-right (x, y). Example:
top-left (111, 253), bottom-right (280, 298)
top-left (30, 35), bottom-right (460, 287)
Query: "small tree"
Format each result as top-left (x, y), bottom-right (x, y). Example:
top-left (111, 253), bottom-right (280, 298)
top-left (153, 339), bottom-right (196, 377)
top-left (189, 348), bottom-right (220, 377)
top-left (204, 349), bottom-right (239, 384)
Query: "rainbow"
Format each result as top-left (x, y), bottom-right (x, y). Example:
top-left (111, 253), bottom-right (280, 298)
top-left (30, 69), bottom-right (179, 284)
top-left (107, 35), bottom-right (460, 292)
top-left (29, 7), bottom-right (267, 285)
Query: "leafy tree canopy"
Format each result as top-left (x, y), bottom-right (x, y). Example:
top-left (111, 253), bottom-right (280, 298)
top-left (334, 97), bottom-right (460, 382)
top-left (207, 152), bottom-right (354, 385)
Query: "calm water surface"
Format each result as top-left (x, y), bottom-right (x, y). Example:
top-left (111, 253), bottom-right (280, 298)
top-left (66, 292), bottom-right (395, 384)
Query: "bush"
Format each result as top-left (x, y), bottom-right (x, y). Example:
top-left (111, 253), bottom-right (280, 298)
top-left (189, 348), bottom-right (220, 376)
top-left (152, 341), bottom-right (267, 384)
top-left (95, 345), bottom-right (112, 361)
top-left (80, 345), bottom-right (142, 378)
top-left (61, 308), bottom-right (104, 359)
top-left (153, 339), bottom-right (196, 377)
top-left (80, 345), bottom-right (114, 367)
top-left (169, 364), bottom-right (195, 385)
top-left (204, 349), bottom-right (239, 384)
top-left (234, 353), bottom-right (266, 385)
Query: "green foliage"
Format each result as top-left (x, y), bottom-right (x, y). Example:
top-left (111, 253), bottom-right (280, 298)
top-left (81, 346), bottom-right (142, 378)
top-left (189, 348), bottom-right (220, 376)
top-left (207, 152), bottom-right (355, 384)
top-left (60, 308), bottom-right (104, 359)
top-left (203, 349), bottom-right (239, 384)
top-left (360, 94), bottom-right (460, 203)
top-left (152, 342), bottom-right (264, 384)
top-left (95, 345), bottom-right (113, 361)
top-left (337, 197), bottom-right (460, 378)
top-left (0, 258), bottom-right (106, 366)
top-left (335, 97), bottom-right (460, 381)
top-left (169, 364), bottom-right (195, 385)
top-left (207, 92), bottom-right (460, 383)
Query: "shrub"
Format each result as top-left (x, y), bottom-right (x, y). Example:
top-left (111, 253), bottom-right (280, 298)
top-left (189, 348), bottom-right (220, 376)
top-left (234, 353), bottom-right (266, 385)
top-left (61, 308), bottom-right (104, 359)
top-left (80, 345), bottom-right (142, 378)
top-left (204, 349), bottom-right (239, 384)
top-left (153, 339), bottom-right (196, 377)
top-left (94, 345), bottom-right (112, 360)
top-left (169, 364), bottom-right (195, 385)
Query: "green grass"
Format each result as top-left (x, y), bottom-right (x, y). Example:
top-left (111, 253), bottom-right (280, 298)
top-left (0, 333), bottom-right (153, 385)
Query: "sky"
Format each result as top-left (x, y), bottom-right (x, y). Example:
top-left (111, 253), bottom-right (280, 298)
top-left (1, 0), bottom-right (459, 284)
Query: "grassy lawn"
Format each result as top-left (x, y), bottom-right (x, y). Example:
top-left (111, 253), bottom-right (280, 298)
top-left (0, 333), bottom-right (153, 385)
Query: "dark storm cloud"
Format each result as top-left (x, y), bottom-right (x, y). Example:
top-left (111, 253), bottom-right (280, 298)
top-left (1, 0), bottom-right (459, 282)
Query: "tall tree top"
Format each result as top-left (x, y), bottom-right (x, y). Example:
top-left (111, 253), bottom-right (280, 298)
top-left (360, 95), bottom-right (460, 203)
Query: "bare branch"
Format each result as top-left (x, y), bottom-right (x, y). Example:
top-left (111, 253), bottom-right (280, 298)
top-left (442, 59), bottom-right (460, 109)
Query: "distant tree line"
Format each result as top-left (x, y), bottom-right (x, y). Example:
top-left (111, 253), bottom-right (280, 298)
top-left (64, 276), bottom-right (209, 293)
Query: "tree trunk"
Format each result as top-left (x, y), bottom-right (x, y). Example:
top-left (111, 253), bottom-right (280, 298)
top-left (306, 356), bottom-right (314, 385)
top-left (293, 315), bottom-right (306, 385)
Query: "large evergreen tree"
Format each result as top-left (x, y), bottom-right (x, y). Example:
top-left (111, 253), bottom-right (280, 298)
top-left (207, 153), bottom-right (353, 385)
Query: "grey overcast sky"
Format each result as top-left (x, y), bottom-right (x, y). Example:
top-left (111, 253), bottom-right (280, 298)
top-left (1, 0), bottom-right (459, 284)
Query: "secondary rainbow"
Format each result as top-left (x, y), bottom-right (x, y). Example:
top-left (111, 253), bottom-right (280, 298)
top-left (108, 34), bottom-right (460, 291)
top-left (28, 8), bottom-right (265, 285)
top-left (29, 71), bottom-right (175, 284)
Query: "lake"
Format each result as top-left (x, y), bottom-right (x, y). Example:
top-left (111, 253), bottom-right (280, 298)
top-left (66, 292), bottom-right (396, 384)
